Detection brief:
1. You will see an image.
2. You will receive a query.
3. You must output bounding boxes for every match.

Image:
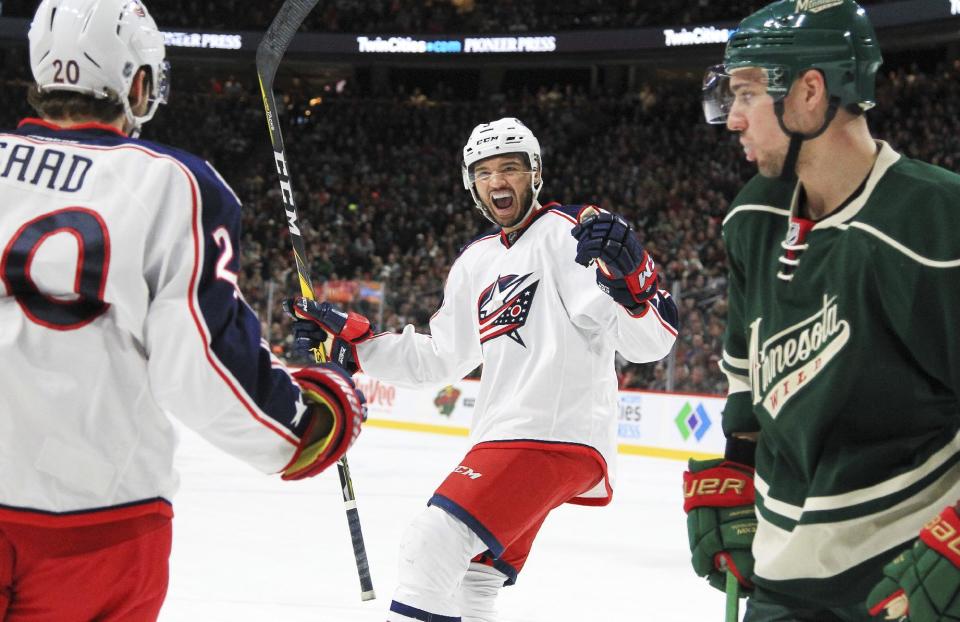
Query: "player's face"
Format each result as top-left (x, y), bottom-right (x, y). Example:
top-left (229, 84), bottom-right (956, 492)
top-left (473, 155), bottom-right (536, 229)
top-left (726, 68), bottom-right (791, 178)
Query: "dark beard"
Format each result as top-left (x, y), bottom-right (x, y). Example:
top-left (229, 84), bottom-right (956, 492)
top-left (501, 186), bottom-right (534, 229)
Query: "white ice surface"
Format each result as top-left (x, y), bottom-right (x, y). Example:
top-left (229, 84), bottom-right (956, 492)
top-left (160, 424), bottom-right (737, 622)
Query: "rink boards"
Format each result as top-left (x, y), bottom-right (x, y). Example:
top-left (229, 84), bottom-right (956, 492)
top-left (354, 374), bottom-right (725, 461)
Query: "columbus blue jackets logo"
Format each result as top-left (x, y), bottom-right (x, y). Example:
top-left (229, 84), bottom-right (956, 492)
top-left (477, 273), bottom-right (539, 346)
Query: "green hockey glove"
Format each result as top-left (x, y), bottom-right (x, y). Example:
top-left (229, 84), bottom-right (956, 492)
top-left (867, 503), bottom-right (960, 621)
top-left (683, 457), bottom-right (757, 592)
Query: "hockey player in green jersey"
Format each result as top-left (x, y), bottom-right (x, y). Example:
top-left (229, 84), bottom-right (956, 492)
top-left (681, 1), bottom-right (960, 620)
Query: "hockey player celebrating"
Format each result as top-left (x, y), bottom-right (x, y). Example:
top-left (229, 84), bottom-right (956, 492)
top-left (288, 117), bottom-right (679, 621)
top-left (0, 1), bottom-right (364, 619)
top-left (683, 0), bottom-right (960, 620)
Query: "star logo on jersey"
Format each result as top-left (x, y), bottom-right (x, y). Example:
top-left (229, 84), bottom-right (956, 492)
top-left (477, 273), bottom-right (539, 347)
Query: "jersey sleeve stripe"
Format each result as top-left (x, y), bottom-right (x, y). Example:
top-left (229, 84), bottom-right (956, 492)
top-left (843, 221), bottom-right (960, 268)
top-left (647, 291), bottom-right (679, 336)
top-left (11, 136), bottom-right (299, 445)
top-left (721, 371), bottom-right (750, 394)
top-left (178, 162), bottom-right (297, 445)
top-left (723, 350), bottom-right (750, 370)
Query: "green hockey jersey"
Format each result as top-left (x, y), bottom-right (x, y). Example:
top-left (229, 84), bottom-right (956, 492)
top-left (720, 141), bottom-right (960, 607)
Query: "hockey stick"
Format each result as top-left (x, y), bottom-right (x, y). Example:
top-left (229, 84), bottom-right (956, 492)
top-left (724, 569), bottom-right (740, 622)
top-left (256, 0), bottom-right (376, 602)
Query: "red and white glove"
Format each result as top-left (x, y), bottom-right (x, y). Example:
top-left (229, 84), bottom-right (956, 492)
top-left (571, 206), bottom-right (660, 313)
top-left (281, 364), bottom-right (365, 480)
top-left (283, 297), bottom-right (373, 374)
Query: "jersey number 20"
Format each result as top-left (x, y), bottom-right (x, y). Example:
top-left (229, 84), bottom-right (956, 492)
top-left (1, 207), bottom-right (110, 331)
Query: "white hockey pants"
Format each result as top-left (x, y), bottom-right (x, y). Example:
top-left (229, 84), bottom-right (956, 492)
top-left (387, 505), bottom-right (507, 622)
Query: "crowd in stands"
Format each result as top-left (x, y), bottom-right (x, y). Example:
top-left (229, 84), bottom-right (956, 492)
top-left (3, 0), bottom-right (905, 33)
top-left (1, 44), bottom-right (958, 395)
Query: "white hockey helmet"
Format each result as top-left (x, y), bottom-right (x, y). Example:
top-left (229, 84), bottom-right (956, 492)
top-left (461, 117), bottom-right (543, 224)
top-left (29, 0), bottom-right (170, 134)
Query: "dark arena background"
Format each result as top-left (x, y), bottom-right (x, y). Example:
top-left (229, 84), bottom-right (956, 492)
top-left (2, 0), bottom-right (956, 395)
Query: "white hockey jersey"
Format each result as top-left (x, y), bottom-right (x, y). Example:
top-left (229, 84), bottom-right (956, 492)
top-left (357, 203), bottom-right (678, 502)
top-left (0, 119), bottom-right (309, 527)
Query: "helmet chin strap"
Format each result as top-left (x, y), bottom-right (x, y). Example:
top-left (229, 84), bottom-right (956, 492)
top-left (505, 201), bottom-right (536, 229)
top-left (774, 96), bottom-right (840, 182)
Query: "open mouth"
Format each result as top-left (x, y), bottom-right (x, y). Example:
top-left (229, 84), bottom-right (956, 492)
top-left (491, 191), bottom-right (514, 211)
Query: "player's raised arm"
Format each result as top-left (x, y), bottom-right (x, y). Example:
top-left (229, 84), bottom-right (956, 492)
top-left (0, 2), bottom-right (363, 619)
top-left (566, 204), bottom-right (679, 362)
top-left (286, 253), bottom-right (485, 390)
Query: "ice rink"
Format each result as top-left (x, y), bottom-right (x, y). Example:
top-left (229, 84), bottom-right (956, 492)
top-left (160, 423), bottom-right (736, 622)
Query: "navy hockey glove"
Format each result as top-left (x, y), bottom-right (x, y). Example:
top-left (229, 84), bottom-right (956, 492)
top-left (282, 364), bottom-right (366, 480)
top-left (571, 207), bottom-right (659, 313)
top-left (282, 297), bottom-right (373, 374)
top-left (867, 503), bottom-right (960, 621)
top-left (683, 458), bottom-right (757, 593)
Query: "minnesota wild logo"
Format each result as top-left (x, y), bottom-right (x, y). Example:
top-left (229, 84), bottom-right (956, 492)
top-left (434, 386), bottom-right (462, 417)
top-left (749, 294), bottom-right (850, 417)
top-left (795, 0), bottom-right (843, 13)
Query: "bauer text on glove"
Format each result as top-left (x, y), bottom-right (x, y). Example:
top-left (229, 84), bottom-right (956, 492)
top-left (683, 457), bottom-right (757, 593)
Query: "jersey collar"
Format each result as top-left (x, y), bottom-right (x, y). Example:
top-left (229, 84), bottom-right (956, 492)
top-left (499, 201), bottom-right (559, 248)
top-left (18, 117), bottom-right (128, 138)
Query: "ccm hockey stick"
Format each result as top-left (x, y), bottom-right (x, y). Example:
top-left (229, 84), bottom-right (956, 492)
top-left (256, 0), bottom-right (376, 602)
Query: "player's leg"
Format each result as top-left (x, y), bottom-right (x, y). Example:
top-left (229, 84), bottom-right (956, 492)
top-left (456, 512), bottom-right (547, 622)
top-left (743, 587), bottom-right (863, 622)
top-left (95, 519), bottom-right (172, 621)
top-left (437, 444), bottom-right (604, 622)
top-left (458, 561), bottom-right (509, 622)
top-left (388, 504), bottom-right (488, 621)
top-left (2, 515), bottom-right (171, 622)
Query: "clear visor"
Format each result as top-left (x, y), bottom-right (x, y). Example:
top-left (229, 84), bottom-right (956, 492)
top-left (466, 154), bottom-right (532, 186)
top-left (702, 64), bottom-right (791, 124)
top-left (153, 60), bottom-right (171, 106)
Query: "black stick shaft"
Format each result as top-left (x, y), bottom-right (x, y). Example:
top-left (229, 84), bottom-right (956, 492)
top-left (257, 0), bottom-right (375, 601)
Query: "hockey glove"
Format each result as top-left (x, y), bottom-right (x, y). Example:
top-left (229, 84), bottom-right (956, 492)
top-left (570, 208), bottom-right (659, 313)
top-left (282, 364), bottom-right (366, 481)
top-left (283, 297), bottom-right (373, 374)
top-left (867, 503), bottom-right (960, 621)
top-left (683, 458), bottom-right (757, 593)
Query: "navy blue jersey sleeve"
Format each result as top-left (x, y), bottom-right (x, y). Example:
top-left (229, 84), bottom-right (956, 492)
top-left (141, 143), bottom-right (308, 473)
top-left (190, 156), bottom-right (305, 436)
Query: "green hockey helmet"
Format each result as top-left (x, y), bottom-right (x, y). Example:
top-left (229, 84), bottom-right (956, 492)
top-left (703, 0), bottom-right (883, 124)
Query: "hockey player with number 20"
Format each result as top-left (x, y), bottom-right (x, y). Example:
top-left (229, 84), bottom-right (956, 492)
top-left (0, 1), bottom-right (365, 619)
top-left (683, 1), bottom-right (960, 620)
top-left (288, 117), bottom-right (679, 621)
